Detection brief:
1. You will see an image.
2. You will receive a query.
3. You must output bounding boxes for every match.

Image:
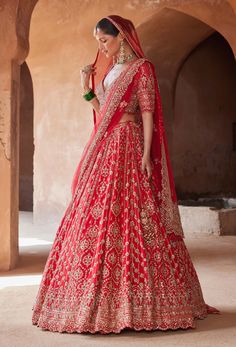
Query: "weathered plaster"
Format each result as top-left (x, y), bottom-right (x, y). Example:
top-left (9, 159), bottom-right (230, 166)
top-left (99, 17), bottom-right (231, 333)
top-left (0, 0), bottom-right (236, 270)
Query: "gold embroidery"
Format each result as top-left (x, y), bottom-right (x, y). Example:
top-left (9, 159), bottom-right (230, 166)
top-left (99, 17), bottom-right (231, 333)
top-left (159, 141), bottom-right (184, 238)
top-left (73, 58), bottom-right (148, 201)
top-left (97, 61), bottom-right (156, 117)
top-left (140, 197), bottom-right (157, 246)
top-left (91, 202), bottom-right (103, 219)
top-left (32, 68), bottom-right (210, 335)
top-left (137, 62), bottom-right (156, 114)
top-left (111, 200), bottom-right (121, 216)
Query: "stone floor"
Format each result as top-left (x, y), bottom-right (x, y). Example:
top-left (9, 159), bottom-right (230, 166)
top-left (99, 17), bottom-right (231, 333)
top-left (0, 211), bottom-right (235, 347)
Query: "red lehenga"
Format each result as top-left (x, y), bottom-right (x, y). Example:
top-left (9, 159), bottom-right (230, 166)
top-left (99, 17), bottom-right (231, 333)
top-left (32, 15), bottom-right (220, 334)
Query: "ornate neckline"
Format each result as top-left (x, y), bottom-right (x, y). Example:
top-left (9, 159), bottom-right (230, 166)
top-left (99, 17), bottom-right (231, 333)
top-left (102, 58), bottom-right (139, 92)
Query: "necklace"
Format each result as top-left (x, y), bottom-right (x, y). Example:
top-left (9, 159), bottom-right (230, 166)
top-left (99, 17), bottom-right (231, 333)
top-left (114, 52), bottom-right (136, 65)
top-left (124, 53), bottom-right (135, 62)
top-left (103, 57), bottom-right (136, 91)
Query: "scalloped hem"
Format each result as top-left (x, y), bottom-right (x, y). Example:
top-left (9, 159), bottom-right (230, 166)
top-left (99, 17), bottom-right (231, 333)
top-left (32, 320), bottom-right (197, 335)
top-left (32, 303), bottom-right (220, 335)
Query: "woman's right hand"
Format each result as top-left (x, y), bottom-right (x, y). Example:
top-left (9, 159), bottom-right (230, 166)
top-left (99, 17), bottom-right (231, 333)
top-left (80, 64), bottom-right (96, 93)
top-left (141, 154), bottom-right (153, 180)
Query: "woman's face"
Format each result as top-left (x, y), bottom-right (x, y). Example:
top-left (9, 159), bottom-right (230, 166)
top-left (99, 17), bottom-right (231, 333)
top-left (94, 28), bottom-right (122, 58)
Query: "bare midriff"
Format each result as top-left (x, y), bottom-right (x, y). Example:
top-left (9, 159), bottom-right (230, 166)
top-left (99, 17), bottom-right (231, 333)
top-left (118, 112), bottom-right (137, 123)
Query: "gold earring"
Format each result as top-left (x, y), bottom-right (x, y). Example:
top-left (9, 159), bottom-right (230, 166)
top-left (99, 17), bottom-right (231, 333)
top-left (117, 40), bottom-right (126, 64)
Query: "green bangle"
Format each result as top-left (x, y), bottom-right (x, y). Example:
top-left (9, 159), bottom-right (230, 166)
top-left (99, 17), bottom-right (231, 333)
top-left (83, 89), bottom-right (96, 101)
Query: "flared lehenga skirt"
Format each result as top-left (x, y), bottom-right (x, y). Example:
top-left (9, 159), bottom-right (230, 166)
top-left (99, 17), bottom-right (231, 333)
top-left (32, 120), bottom-right (219, 334)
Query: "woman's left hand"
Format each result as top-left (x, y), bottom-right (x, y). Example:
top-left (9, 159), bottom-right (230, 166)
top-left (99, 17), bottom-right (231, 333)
top-left (141, 154), bottom-right (153, 179)
top-left (80, 64), bottom-right (96, 92)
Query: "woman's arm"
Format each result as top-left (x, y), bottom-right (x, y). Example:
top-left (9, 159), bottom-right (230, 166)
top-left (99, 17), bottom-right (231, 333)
top-left (136, 61), bottom-right (156, 180)
top-left (81, 65), bottom-right (100, 114)
top-left (88, 97), bottom-right (100, 114)
top-left (82, 86), bottom-right (100, 114)
top-left (142, 111), bottom-right (153, 156)
top-left (141, 111), bottom-right (153, 179)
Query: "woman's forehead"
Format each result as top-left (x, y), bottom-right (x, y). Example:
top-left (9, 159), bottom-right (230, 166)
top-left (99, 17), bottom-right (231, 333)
top-left (93, 28), bottom-right (108, 40)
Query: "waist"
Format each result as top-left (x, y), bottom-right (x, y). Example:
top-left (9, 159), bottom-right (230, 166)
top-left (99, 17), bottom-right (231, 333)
top-left (118, 112), bottom-right (137, 123)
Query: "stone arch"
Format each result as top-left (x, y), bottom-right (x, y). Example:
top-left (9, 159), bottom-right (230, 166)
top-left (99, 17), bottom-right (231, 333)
top-left (137, 8), bottom-right (215, 151)
top-left (164, 3), bottom-right (236, 57)
top-left (0, 0), bottom-right (37, 270)
top-left (137, 5), bottom-right (236, 106)
top-left (173, 32), bottom-right (236, 198)
top-left (138, 6), bottom-right (236, 189)
top-left (1, 0), bottom-right (236, 270)
top-left (19, 62), bottom-right (34, 211)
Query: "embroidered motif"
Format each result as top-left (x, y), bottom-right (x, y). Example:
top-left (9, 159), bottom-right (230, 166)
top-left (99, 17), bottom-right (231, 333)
top-left (32, 57), bottom-right (217, 334)
top-left (32, 121), bottom-right (212, 334)
top-left (111, 200), bottom-right (121, 216)
top-left (96, 61), bottom-right (155, 116)
top-left (159, 141), bottom-right (184, 238)
top-left (91, 202), bottom-right (103, 219)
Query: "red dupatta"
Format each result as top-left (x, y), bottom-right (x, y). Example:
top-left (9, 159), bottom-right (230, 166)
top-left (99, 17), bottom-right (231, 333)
top-left (71, 15), bottom-right (184, 239)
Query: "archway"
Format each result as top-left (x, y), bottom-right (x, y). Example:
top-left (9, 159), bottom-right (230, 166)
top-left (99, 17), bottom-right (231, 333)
top-left (137, 8), bottom-right (215, 153)
top-left (1, 0), bottom-right (236, 269)
top-left (137, 8), bottom-right (236, 200)
top-left (173, 32), bottom-right (236, 199)
top-left (19, 62), bottom-right (34, 211)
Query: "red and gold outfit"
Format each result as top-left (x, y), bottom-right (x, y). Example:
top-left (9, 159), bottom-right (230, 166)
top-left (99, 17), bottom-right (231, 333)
top-left (32, 15), bottom-right (220, 334)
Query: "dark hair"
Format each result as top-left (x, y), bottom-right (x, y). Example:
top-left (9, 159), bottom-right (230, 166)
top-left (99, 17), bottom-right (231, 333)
top-left (95, 18), bottom-right (119, 36)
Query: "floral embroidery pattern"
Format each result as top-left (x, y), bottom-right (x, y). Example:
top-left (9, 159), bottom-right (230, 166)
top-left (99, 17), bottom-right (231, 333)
top-left (32, 122), bottom-right (212, 334)
top-left (32, 57), bottom-right (219, 334)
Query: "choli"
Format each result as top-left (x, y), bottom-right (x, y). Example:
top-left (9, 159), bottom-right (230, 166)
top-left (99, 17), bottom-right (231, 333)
top-left (95, 60), bottom-right (156, 116)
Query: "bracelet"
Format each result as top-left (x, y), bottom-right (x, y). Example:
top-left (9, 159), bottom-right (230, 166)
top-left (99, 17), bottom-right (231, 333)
top-left (83, 88), bottom-right (96, 101)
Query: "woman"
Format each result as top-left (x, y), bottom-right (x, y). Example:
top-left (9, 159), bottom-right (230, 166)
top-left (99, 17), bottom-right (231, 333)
top-left (32, 15), bottom-right (220, 334)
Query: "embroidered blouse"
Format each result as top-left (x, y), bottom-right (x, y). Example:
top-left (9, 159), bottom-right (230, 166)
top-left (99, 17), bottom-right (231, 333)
top-left (95, 60), bottom-right (156, 117)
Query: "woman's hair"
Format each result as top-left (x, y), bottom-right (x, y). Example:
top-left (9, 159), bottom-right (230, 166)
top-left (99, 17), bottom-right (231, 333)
top-left (95, 18), bottom-right (120, 36)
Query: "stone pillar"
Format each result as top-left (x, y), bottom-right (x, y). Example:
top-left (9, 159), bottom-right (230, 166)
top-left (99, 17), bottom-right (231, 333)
top-left (0, 59), bottom-right (20, 270)
top-left (0, 0), bottom-right (37, 270)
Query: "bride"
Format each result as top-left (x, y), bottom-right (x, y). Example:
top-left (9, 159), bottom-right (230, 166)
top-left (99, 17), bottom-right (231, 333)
top-left (32, 14), bottom-right (220, 334)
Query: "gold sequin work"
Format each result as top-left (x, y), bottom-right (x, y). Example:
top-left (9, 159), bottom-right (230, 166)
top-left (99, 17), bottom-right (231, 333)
top-left (32, 120), bottom-right (219, 334)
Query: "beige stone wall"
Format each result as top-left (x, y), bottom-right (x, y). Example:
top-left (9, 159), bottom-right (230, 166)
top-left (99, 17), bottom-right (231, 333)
top-left (27, 0), bottom-right (163, 222)
top-left (27, 1), bottom-right (236, 222)
top-left (1, 0), bottom-right (236, 269)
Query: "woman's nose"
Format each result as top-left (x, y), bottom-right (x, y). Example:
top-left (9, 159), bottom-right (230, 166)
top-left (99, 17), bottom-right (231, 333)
top-left (98, 42), bottom-right (103, 50)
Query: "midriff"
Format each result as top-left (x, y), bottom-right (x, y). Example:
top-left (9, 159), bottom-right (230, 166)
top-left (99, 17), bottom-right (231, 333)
top-left (118, 112), bottom-right (137, 123)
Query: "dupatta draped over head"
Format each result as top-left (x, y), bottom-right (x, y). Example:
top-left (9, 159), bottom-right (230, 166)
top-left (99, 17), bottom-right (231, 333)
top-left (71, 15), bottom-right (184, 239)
